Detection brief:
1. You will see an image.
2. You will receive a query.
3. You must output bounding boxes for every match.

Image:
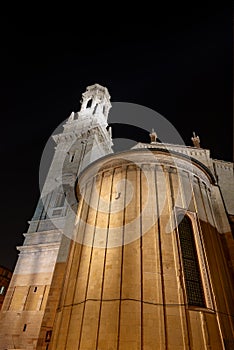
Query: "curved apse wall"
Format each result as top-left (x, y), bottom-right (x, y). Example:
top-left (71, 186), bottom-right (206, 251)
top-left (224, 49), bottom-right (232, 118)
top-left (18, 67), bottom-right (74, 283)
top-left (50, 149), bottom-right (234, 350)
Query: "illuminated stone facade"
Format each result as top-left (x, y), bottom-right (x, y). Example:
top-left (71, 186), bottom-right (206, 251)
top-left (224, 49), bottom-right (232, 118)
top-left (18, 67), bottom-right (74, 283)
top-left (49, 149), bottom-right (234, 350)
top-left (0, 85), bottom-right (233, 349)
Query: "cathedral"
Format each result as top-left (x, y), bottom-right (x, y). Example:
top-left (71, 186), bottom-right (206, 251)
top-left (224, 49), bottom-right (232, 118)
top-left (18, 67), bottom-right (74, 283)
top-left (0, 84), bottom-right (233, 349)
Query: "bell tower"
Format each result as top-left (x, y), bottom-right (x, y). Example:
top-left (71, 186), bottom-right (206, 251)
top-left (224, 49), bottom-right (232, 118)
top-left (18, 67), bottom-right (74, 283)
top-left (0, 84), bottom-right (113, 350)
top-left (80, 83), bottom-right (111, 117)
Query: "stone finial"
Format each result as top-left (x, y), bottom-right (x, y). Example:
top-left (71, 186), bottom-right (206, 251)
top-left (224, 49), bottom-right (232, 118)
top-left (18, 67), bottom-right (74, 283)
top-left (191, 131), bottom-right (200, 148)
top-left (149, 128), bottom-right (157, 144)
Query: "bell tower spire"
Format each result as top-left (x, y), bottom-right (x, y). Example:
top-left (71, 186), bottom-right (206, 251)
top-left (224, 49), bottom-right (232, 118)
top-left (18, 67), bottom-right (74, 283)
top-left (57, 83), bottom-right (113, 175)
top-left (80, 83), bottom-right (111, 118)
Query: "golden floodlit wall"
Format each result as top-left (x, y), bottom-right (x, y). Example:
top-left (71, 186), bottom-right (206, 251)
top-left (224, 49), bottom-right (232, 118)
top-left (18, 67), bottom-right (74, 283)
top-left (49, 149), bottom-right (234, 350)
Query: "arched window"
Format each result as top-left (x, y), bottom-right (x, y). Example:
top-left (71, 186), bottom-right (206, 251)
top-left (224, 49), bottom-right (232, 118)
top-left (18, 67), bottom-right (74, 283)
top-left (86, 99), bottom-right (92, 108)
top-left (178, 215), bottom-right (205, 307)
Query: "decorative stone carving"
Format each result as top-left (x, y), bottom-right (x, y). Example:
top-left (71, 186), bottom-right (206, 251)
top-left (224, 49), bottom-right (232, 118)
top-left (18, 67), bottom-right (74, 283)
top-left (191, 131), bottom-right (201, 148)
top-left (149, 128), bottom-right (157, 143)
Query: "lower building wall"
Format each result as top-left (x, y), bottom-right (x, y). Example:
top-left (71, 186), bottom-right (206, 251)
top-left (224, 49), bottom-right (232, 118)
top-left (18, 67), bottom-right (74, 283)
top-left (0, 272), bottom-right (51, 350)
top-left (36, 262), bottom-right (67, 350)
top-left (0, 311), bottom-right (44, 349)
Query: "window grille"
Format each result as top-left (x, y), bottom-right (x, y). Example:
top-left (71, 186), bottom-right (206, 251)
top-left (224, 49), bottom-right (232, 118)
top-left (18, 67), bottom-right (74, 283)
top-left (178, 215), bottom-right (205, 307)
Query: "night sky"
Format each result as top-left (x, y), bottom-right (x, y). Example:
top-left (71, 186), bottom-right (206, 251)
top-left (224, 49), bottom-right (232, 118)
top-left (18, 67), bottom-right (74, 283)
top-left (0, 5), bottom-right (233, 270)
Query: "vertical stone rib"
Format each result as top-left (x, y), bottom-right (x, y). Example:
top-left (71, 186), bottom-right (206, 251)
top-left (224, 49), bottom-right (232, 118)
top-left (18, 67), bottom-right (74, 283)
top-left (64, 181), bottom-right (94, 349)
top-left (117, 165), bottom-right (128, 350)
top-left (168, 171), bottom-right (191, 350)
top-left (155, 166), bottom-right (167, 349)
top-left (199, 181), bottom-right (234, 341)
top-left (78, 173), bottom-right (104, 350)
top-left (96, 169), bottom-right (114, 349)
top-left (206, 186), bottom-right (234, 306)
top-left (119, 165), bottom-right (141, 349)
top-left (193, 180), bottom-right (227, 348)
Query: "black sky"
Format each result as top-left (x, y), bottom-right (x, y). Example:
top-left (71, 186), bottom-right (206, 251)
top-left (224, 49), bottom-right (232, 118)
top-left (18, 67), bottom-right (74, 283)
top-left (0, 5), bottom-right (233, 270)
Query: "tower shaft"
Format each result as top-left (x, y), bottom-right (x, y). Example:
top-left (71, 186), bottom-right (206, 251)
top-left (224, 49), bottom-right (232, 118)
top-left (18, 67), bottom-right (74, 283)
top-left (0, 84), bottom-right (113, 350)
